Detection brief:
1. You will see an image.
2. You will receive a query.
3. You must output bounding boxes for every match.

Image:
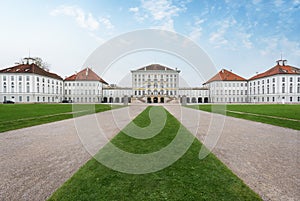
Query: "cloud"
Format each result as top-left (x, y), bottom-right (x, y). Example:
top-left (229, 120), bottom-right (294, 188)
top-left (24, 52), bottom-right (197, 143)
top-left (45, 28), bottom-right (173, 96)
top-left (99, 17), bottom-right (114, 30)
top-left (129, 7), bottom-right (139, 12)
top-left (51, 5), bottom-right (99, 31)
top-left (209, 19), bottom-right (236, 48)
top-left (129, 0), bottom-right (191, 31)
top-left (188, 18), bottom-right (205, 41)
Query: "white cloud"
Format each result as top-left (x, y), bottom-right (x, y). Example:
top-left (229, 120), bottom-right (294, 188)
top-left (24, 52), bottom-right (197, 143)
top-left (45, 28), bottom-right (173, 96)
top-left (51, 5), bottom-right (99, 31)
top-left (129, 0), bottom-right (190, 31)
top-left (209, 19), bottom-right (236, 48)
top-left (188, 18), bottom-right (205, 41)
top-left (274, 0), bottom-right (284, 7)
top-left (129, 7), bottom-right (139, 12)
top-left (99, 17), bottom-right (114, 30)
top-left (252, 0), bottom-right (262, 4)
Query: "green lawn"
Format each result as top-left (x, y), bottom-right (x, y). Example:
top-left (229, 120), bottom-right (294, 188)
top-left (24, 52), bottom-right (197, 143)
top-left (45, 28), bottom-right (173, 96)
top-left (0, 104), bottom-right (122, 132)
top-left (187, 104), bottom-right (300, 130)
top-left (48, 106), bottom-right (261, 201)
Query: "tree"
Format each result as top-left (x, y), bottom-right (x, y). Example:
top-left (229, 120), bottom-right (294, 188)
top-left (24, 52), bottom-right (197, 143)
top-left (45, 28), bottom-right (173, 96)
top-left (33, 57), bottom-right (51, 71)
top-left (19, 57), bottom-right (51, 71)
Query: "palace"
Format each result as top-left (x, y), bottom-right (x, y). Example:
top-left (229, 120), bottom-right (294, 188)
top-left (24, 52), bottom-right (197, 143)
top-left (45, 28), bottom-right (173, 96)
top-left (0, 59), bottom-right (299, 104)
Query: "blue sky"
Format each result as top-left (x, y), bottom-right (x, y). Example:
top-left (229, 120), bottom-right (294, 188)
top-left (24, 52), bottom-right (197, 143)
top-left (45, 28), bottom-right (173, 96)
top-left (0, 0), bottom-right (299, 85)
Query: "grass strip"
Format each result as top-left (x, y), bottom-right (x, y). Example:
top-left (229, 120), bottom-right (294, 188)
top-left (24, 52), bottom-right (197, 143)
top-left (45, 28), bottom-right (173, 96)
top-left (48, 106), bottom-right (261, 201)
top-left (187, 104), bottom-right (300, 130)
top-left (0, 104), bottom-right (123, 132)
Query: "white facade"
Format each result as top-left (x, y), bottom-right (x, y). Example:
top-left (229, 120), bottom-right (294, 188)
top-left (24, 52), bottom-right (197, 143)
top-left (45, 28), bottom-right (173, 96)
top-left (63, 80), bottom-right (103, 103)
top-left (131, 64), bottom-right (180, 103)
top-left (1, 60), bottom-right (299, 104)
top-left (178, 88), bottom-right (209, 103)
top-left (206, 81), bottom-right (248, 103)
top-left (0, 72), bottom-right (63, 103)
top-left (103, 86), bottom-right (132, 103)
top-left (248, 74), bottom-right (300, 103)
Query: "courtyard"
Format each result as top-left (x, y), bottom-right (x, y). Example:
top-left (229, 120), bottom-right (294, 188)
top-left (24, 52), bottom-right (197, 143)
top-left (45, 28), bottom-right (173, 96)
top-left (0, 104), bottom-right (299, 200)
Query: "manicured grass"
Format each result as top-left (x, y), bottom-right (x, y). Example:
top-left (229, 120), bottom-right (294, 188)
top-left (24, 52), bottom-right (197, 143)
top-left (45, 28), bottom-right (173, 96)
top-left (0, 104), bottom-right (122, 132)
top-left (48, 106), bottom-right (261, 201)
top-left (188, 104), bottom-right (300, 130)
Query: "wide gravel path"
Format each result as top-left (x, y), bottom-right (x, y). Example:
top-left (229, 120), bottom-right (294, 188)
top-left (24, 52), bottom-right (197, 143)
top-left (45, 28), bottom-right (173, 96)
top-left (0, 105), bottom-right (146, 201)
top-left (164, 105), bottom-right (300, 201)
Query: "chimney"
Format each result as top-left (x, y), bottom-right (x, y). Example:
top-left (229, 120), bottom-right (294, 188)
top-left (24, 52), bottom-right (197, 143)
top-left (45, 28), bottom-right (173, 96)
top-left (86, 68), bottom-right (89, 76)
top-left (282, 60), bottom-right (287, 66)
top-left (221, 69), bottom-right (224, 73)
top-left (276, 60), bottom-right (281, 65)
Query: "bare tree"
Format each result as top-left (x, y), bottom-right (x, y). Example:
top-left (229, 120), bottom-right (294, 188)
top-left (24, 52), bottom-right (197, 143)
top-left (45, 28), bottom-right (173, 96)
top-left (34, 57), bottom-right (51, 71)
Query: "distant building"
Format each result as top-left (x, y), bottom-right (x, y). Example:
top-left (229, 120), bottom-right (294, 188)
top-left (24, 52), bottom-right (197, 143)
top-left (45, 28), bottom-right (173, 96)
top-left (131, 64), bottom-right (180, 103)
top-left (0, 58), bottom-right (299, 104)
top-left (102, 85), bottom-right (132, 103)
top-left (0, 62), bottom-right (63, 103)
top-left (64, 68), bottom-right (108, 103)
top-left (203, 69), bottom-right (248, 103)
top-left (248, 60), bottom-right (300, 103)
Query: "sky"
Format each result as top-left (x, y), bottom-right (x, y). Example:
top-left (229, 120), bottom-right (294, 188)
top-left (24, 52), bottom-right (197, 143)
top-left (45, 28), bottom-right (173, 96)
top-left (0, 0), bottom-right (299, 86)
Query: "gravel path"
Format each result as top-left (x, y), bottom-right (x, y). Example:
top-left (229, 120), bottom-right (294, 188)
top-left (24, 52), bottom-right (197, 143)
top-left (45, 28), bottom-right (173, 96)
top-left (164, 105), bottom-right (300, 201)
top-left (0, 105), bottom-right (146, 201)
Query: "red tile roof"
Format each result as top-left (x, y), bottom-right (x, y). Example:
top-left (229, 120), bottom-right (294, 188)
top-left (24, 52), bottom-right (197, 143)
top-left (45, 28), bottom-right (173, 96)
top-left (136, 64), bottom-right (178, 71)
top-left (64, 68), bottom-right (108, 84)
top-left (205, 69), bottom-right (246, 84)
top-left (249, 64), bottom-right (300, 80)
top-left (0, 63), bottom-right (63, 80)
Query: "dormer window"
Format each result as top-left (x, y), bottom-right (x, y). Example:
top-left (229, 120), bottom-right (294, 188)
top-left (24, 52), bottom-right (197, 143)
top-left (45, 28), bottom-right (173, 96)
top-left (25, 69), bottom-right (29, 72)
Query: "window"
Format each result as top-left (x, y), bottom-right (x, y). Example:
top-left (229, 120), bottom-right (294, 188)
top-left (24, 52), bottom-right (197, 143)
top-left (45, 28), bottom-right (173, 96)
top-left (19, 83), bottom-right (22, 93)
top-left (19, 96), bottom-right (22, 102)
top-left (298, 77), bottom-right (300, 82)
top-left (267, 85), bottom-right (270, 94)
top-left (11, 83), bottom-right (14, 93)
top-left (27, 96), bottom-right (30, 102)
top-left (282, 83), bottom-right (285, 93)
top-left (11, 76), bottom-right (14, 81)
top-left (267, 79), bottom-right (269, 83)
top-left (273, 78), bottom-right (275, 82)
top-left (3, 76), bottom-right (6, 81)
top-left (37, 77), bottom-right (39, 82)
top-left (282, 77), bottom-right (285, 82)
top-left (19, 76), bottom-right (22, 81)
top-left (290, 97), bottom-right (293, 102)
top-left (298, 84), bottom-right (300, 93)
top-left (290, 84), bottom-right (293, 93)
top-left (26, 76), bottom-right (30, 81)
top-left (290, 77), bottom-right (293, 82)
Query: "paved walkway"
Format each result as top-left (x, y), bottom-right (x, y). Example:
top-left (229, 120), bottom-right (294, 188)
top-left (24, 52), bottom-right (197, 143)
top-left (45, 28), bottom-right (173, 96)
top-left (164, 105), bottom-right (300, 201)
top-left (0, 105), bottom-right (146, 201)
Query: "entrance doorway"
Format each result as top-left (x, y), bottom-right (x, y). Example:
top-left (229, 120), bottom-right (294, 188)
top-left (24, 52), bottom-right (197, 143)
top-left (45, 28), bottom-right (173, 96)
top-left (153, 97), bottom-right (158, 103)
top-left (147, 97), bottom-right (152, 103)
top-left (160, 97), bottom-right (164, 103)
